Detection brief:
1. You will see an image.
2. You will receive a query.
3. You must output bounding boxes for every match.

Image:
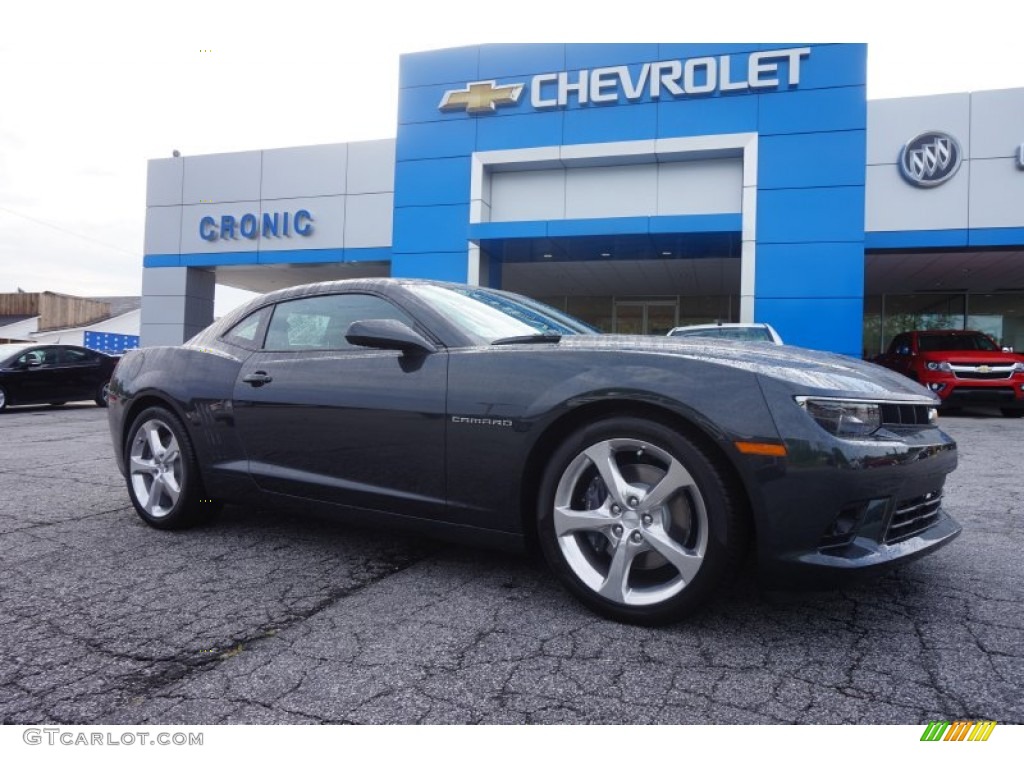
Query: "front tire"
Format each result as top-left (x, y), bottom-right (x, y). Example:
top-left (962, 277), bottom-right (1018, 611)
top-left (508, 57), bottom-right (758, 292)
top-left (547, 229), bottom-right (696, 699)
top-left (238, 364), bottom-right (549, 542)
top-left (125, 406), bottom-right (208, 529)
top-left (0, 385), bottom-right (7, 412)
top-left (537, 417), bottom-right (747, 625)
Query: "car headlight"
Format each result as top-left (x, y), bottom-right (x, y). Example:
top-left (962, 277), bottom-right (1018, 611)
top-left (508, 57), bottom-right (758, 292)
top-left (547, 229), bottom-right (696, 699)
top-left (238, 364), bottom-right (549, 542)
top-left (925, 361), bottom-right (952, 372)
top-left (796, 398), bottom-right (881, 438)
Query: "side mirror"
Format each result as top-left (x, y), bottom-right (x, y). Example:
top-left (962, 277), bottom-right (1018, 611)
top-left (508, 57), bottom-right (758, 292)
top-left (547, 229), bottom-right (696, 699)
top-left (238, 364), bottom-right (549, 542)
top-left (346, 319), bottom-right (437, 354)
top-left (1003, 346), bottom-right (1014, 353)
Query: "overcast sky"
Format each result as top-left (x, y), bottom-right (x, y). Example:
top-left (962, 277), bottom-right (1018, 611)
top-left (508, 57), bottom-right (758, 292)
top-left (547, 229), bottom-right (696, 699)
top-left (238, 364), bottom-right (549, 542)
top-left (2, 1), bottom-right (1022, 315)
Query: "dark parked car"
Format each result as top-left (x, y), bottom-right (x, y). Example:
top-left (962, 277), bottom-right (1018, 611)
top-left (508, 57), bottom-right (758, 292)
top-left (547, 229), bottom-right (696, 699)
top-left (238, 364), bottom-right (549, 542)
top-left (107, 280), bottom-right (960, 624)
top-left (0, 343), bottom-right (117, 411)
top-left (873, 330), bottom-right (1024, 416)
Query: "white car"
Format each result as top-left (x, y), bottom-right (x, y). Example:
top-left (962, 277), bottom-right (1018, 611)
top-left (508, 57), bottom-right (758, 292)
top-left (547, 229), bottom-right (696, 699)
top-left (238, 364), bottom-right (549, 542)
top-left (667, 323), bottom-right (784, 344)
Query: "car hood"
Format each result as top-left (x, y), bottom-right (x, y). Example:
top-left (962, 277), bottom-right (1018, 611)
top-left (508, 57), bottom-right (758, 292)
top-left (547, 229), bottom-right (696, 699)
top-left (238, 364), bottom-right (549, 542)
top-left (918, 349), bottom-right (1024, 362)
top-left (557, 335), bottom-right (935, 400)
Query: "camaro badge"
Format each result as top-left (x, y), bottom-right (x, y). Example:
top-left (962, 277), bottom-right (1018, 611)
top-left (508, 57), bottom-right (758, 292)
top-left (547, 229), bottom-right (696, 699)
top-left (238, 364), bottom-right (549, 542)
top-left (451, 415), bottom-right (513, 427)
top-left (438, 80), bottom-right (524, 114)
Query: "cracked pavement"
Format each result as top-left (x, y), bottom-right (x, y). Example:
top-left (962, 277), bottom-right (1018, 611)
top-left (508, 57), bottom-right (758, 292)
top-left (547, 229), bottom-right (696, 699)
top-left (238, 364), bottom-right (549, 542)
top-left (0, 405), bottom-right (1021, 724)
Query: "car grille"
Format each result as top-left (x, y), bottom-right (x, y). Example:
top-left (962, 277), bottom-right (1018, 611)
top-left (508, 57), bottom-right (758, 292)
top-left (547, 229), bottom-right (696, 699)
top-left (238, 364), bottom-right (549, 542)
top-left (951, 363), bottom-right (1015, 380)
top-left (879, 403), bottom-right (933, 426)
top-left (885, 491), bottom-right (942, 544)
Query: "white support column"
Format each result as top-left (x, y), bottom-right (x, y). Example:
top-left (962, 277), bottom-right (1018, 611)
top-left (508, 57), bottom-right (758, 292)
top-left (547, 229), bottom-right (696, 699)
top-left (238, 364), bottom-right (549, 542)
top-left (140, 267), bottom-right (216, 346)
top-left (466, 242), bottom-right (483, 286)
top-left (739, 136), bottom-right (758, 323)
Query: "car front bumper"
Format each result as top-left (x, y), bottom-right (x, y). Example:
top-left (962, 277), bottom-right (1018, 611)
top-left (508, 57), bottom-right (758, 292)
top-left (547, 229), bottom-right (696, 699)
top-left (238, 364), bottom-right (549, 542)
top-left (749, 381), bottom-right (961, 583)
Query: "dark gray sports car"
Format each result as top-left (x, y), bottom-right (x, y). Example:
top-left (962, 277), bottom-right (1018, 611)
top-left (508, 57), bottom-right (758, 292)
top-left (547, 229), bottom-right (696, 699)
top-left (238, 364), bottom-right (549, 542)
top-left (107, 279), bottom-right (960, 624)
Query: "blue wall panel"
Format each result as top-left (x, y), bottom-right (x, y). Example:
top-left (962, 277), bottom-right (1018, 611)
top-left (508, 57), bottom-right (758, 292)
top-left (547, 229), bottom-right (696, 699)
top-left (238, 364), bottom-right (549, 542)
top-left (757, 187), bottom-right (865, 243)
top-left (657, 95), bottom-right (759, 138)
top-left (755, 297), bottom-right (864, 356)
top-left (562, 102), bottom-right (659, 145)
top-left (392, 252), bottom-right (468, 282)
top-left (758, 86), bottom-right (867, 135)
top-left (395, 120), bottom-right (476, 162)
top-left (865, 230), bottom-right (969, 249)
top-left (755, 243), bottom-right (864, 298)
top-left (394, 157), bottom-right (472, 207)
top-left (392, 205), bottom-right (470, 253)
top-left (759, 131), bottom-right (866, 189)
top-left (475, 111), bottom-right (564, 152)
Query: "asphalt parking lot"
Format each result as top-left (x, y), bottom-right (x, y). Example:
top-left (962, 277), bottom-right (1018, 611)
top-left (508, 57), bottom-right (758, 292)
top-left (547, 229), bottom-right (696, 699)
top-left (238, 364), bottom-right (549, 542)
top-left (0, 405), bottom-right (1021, 725)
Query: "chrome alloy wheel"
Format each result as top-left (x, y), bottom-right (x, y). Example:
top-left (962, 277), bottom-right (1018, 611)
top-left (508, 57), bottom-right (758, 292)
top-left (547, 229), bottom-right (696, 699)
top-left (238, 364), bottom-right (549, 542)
top-left (129, 418), bottom-right (183, 518)
top-left (552, 438), bottom-right (708, 607)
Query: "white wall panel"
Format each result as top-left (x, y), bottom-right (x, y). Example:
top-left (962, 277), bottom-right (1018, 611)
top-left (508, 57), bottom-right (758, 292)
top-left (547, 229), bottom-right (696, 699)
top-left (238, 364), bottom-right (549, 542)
top-left (182, 151), bottom-right (262, 204)
top-left (657, 158), bottom-right (742, 215)
top-left (865, 163), bottom-right (969, 232)
top-left (970, 88), bottom-right (1024, 159)
top-left (146, 158), bottom-right (183, 207)
top-left (144, 206), bottom-right (182, 255)
top-left (490, 169), bottom-right (566, 222)
top-left (262, 144), bottom-right (347, 199)
top-left (969, 158), bottom-right (1024, 229)
top-left (867, 93), bottom-right (970, 166)
top-left (257, 196), bottom-right (346, 252)
top-left (344, 193), bottom-right (394, 248)
top-left (566, 165), bottom-right (657, 219)
top-left (140, 294), bottom-right (213, 327)
top-left (347, 139), bottom-right (396, 194)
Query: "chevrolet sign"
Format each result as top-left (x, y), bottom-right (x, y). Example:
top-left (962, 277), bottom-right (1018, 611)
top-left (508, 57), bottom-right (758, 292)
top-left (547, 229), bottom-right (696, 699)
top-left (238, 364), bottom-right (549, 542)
top-left (438, 47), bottom-right (811, 114)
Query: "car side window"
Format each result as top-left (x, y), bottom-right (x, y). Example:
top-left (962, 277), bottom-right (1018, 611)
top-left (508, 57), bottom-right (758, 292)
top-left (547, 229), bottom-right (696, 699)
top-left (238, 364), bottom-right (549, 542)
top-left (61, 348), bottom-right (95, 364)
top-left (263, 294), bottom-right (413, 351)
top-left (222, 307), bottom-right (271, 349)
top-left (18, 348), bottom-right (57, 366)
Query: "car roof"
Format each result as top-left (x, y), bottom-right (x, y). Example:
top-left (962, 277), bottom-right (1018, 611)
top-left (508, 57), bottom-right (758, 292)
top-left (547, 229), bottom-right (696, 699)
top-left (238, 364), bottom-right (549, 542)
top-left (909, 330), bottom-right (986, 335)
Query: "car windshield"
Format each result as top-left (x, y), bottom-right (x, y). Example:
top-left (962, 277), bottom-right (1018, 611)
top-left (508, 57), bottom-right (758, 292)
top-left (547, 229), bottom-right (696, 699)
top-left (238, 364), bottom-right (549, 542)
top-left (0, 345), bottom-right (35, 367)
top-left (917, 333), bottom-right (1000, 352)
top-left (671, 327), bottom-right (773, 342)
top-left (407, 284), bottom-right (597, 343)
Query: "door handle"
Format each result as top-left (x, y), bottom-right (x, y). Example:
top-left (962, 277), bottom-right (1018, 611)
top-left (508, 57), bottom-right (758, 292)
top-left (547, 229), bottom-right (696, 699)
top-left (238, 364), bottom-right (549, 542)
top-left (242, 371), bottom-right (273, 387)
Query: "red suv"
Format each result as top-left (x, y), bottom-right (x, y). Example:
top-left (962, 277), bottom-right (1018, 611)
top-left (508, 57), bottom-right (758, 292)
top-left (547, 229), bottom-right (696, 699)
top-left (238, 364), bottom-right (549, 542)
top-left (874, 330), bottom-right (1024, 416)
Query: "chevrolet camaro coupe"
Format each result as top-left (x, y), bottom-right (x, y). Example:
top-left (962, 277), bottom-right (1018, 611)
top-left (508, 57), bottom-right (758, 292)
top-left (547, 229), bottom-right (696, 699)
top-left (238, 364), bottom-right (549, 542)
top-left (107, 279), bottom-right (960, 624)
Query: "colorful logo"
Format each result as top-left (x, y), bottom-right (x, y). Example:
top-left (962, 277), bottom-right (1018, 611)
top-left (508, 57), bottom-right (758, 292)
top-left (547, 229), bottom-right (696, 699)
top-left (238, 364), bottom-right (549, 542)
top-left (920, 720), bottom-right (996, 742)
top-left (438, 80), bottom-right (524, 114)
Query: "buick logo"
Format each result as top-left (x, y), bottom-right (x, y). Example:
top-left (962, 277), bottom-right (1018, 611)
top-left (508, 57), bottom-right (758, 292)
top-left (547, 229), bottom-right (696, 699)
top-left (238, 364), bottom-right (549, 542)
top-left (899, 131), bottom-right (962, 187)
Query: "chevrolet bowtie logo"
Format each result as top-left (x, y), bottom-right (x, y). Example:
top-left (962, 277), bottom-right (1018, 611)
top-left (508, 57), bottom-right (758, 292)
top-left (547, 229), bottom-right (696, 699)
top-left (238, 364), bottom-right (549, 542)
top-left (438, 80), bottom-right (524, 115)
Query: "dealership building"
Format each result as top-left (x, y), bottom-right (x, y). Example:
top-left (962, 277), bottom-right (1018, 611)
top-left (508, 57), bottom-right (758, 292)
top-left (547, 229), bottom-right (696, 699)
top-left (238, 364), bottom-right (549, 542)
top-left (142, 43), bottom-right (1024, 357)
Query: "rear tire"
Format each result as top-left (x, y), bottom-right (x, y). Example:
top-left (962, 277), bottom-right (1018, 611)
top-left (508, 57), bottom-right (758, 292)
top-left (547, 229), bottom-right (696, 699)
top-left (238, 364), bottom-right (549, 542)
top-left (124, 406), bottom-right (210, 529)
top-left (95, 381), bottom-right (110, 408)
top-left (536, 417), bottom-right (747, 625)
